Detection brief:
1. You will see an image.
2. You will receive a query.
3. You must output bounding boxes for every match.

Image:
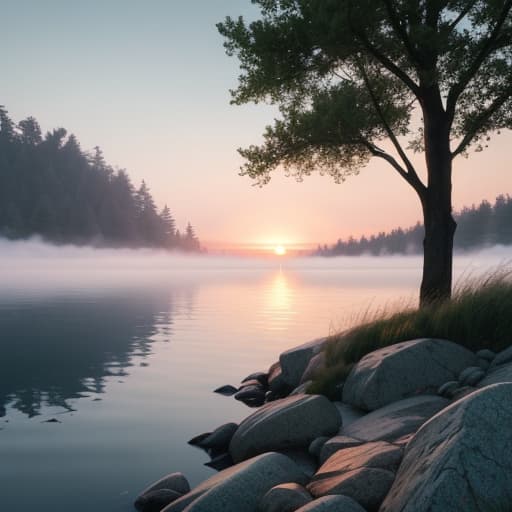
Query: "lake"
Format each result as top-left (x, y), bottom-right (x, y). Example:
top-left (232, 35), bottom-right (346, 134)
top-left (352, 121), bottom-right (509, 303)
top-left (0, 239), bottom-right (509, 512)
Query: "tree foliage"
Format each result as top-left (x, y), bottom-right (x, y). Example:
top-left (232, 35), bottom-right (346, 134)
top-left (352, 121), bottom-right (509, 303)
top-left (0, 107), bottom-right (201, 251)
top-left (218, 0), bottom-right (512, 189)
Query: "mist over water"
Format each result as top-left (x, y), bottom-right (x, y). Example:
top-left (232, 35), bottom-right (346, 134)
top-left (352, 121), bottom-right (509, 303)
top-left (1, 237), bottom-right (511, 512)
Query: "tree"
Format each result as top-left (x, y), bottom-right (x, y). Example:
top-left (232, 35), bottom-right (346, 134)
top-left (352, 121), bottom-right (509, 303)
top-left (218, 0), bottom-right (512, 306)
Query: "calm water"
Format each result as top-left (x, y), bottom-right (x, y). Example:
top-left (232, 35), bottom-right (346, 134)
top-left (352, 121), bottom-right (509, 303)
top-left (0, 240), bottom-right (509, 512)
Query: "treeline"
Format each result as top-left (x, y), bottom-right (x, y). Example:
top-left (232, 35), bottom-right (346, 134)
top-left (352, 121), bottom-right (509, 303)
top-left (0, 107), bottom-right (201, 251)
top-left (316, 195), bottom-right (512, 256)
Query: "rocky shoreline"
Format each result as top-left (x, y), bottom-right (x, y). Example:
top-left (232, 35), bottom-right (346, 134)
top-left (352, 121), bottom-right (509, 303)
top-left (134, 337), bottom-right (512, 512)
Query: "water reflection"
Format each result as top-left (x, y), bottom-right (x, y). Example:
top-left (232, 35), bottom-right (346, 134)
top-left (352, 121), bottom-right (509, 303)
top-left (0, 290), bottom-right (177, 418)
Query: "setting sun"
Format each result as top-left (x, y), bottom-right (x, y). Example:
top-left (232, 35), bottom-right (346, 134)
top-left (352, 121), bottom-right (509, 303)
top-left (274, 245), bottom-right (286, 256)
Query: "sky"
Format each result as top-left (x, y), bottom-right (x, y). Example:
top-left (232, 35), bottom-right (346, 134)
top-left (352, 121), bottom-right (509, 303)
top-left (2, 0), bottom-right (511, 251)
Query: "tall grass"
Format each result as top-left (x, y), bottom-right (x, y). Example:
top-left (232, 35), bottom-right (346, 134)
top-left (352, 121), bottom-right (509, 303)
top-left (308, 268), bottom-right (512, 398)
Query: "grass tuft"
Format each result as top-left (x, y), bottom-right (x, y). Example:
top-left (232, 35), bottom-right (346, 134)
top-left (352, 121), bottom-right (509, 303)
top-left (308, 268), bottom-right (512, 397)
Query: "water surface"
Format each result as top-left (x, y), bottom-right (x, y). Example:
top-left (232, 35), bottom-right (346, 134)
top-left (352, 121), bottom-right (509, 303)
top-left (0, 240), bottom-right (508, 511)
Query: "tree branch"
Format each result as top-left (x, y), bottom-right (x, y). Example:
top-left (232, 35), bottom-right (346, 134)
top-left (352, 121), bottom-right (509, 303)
top-left (452, 86), bottom-right (512, 158)
top-left (446, 0), bottom-right (512, 122)
top-left (447, 0), bottom-right (478, 33)
top-left (358, 63), bottom-right (426, 196)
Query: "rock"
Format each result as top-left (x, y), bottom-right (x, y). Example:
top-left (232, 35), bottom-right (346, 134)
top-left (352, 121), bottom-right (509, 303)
top-left (333, 402), bottom-right (365, 429)
top-left (213, 385), bottom-right (238, 396)
top-left (280, 338), bottom-right (327, 389)
top-left (478, 360), bottom-right (512, 387)
top-left (137, 472), bottom-right (191, 497)
top-left (241, 371), bottom-right (268, 387)
top-left (309, 441), bottom-right (401, 508)
top-left (239, 379), bottom-right (265, 389)
top-left (290, 381), bottom-right (312, 396)
top-left (300, 351), bottom-right (327, 384)
top-left (234, 386), bottom-right (266, 407)
top-left (319, 436), bottom-right (364, 464)
top-left (437, 380), bottom-right (459, 398)
top-left (489, 345), bottom-right (512, 368)
top-left (380, 383), bottom-right (512, 512)
top-left (268, 362), bottom-right (293, 397)
top-left (204, 453), bottom-right (234, 471)
top-left (342, 338), bottom-right (476, 411)
top-left (199, 423), bottom-right (238, 452)
top-left (163, 452), bottom-right (308, 512)
top-left (341, 395), bottom-right (448, 443)
top-left (308, 437), bottom-right (330, 458)
top-left (278, 449), bottom-right (318, 478)
top-left (295, 495), bottom-right (366, 512)
top-left (476, 348), bottom-right (496, 361)
top-left (309, 467), bottom-right (395, 510)
top-left (458, 366), bottom-right (485, 386)
top-left (258, 483), bottom-right (312, 512)
top-left (188, 432), bottom-right (211, 447)
top-left (476, 357), bottom-right (490, 370)
top-left (450, 385), bottom-right (476, 401)
top-left (229, 394), bottom-right (341, 463)
top-left (135, 489), bottom-right (183, 512)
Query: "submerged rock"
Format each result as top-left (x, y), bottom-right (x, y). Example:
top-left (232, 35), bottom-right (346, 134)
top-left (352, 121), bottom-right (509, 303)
top-left (229, 394), bottom-right (341, 463)
top-left (163, 452), bottom-right (308, 512)
top-left (213, 384), bottom-right (238, 396)
top-left (380, 383), bottom-right (512, 512)
top-left (343, 338), bottom-right (476, 411)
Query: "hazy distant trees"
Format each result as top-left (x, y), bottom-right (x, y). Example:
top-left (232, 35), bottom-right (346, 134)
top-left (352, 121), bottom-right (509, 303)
top-left (317, 196), bottom-right (512, 257)
top-left (0, 107), bottom-right (201, 251)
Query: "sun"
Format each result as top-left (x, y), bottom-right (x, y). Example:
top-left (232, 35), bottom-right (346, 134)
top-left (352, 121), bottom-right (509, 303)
top-left (274, 245), bottom-right (286, 256)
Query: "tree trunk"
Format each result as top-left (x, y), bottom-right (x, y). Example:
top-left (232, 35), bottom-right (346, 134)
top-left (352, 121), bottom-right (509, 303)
top-left (420, 91), bottom-right (456, 307)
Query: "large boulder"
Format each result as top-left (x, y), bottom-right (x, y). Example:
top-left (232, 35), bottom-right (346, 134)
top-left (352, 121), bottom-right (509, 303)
top-left (343, 338), bottom-right (476, 411)
top-left (295, 495), bottom-right (367, 512)
top-left (280, 338), bottom-right (327, 389)
top-left (136, 472), bottom-right (190, 498)
top-left (380, 383), bottom-right (512, 512)
top-left (163, 452), bottom-right (307, 512)
top-left (135, 489), bottom-right (183, 512)
top-left (229, 394), bottom-right (341, 463)
top-left (308, 441), bottom-right (402, 510)
top-left (341, 395), bottom-right (449, 443)
top-left (300, 351), bottom-right (326, 384)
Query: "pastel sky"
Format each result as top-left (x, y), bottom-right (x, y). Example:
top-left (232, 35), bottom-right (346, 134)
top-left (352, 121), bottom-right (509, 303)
top-left (2, 0), bottom-right (511, 250)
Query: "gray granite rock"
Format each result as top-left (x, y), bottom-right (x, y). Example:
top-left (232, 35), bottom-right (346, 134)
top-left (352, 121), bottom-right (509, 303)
top-left (268, 362), bottom-right (292, 396)
top-left (239, 379), bottom-right (265, 389)
top-left (204, 453), bottom-right (234, 471)
top-left (458, 366), bottom-right (485, 386)
top-left (489, 345), bottom-right (512, 368)
top-left (450, 385), bottom-right (476, 401)
top-left (342, 339), bottom-right (476, 411)
top-left (278, 449), bottom-right (318, 478)
top-left (478, 360), bottom-right (512, 387)
top-left (135, 489), bottom-right (183, 512)
top-left (163, 452), bottom-right (308, 512)
top-left (319, 436), bottom-right (364, 464)
top-left (309, 467), bottom-right (395, 510)
top-left (229, 394), bottom-right (341, 463)
top-left (290, 381), bottom-right (312, 396)
top-left (280, 338), bottom-right (327, 389)
top-left (258, 483), bottom-right (312, 512)
top-left (213, 384), bottom-right (238, 396)
top-left (476, 357), bottom-right (490, 370)
top-left (241, 372), bottom-right (268, 387)
top-left (200, 422), bottom-right (238, 452)
top-left (308, 437), bottom-right (330, 459)
top-left (137, 472), bottom-right (190, 497)
top-left (476, 348), bottom-right (496, 361)
top-left (295, 495), bottom-right (366, 512)
top-left (341, 395), bottom-right (448, 443)
top-left (234, 385), bottom-right (266, 407)
top-left (333, 402), bottom-right (365, 429)
top-left (437, 380), bottom-right (459, 398)
top-left (380, 383), bottom-right (512, 512)
top-left (300, 351), bottom-right (327, 384)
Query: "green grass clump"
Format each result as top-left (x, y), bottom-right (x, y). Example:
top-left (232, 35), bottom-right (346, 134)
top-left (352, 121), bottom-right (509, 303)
top-left (308, 269), bottom-right (512, 398)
